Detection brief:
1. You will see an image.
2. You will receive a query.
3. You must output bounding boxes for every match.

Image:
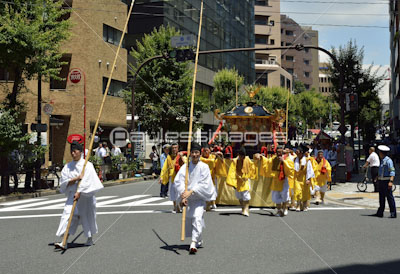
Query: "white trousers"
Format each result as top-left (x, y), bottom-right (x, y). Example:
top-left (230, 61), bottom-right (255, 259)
top-left (271, 180), bottom-right (290, 204)
top-left (315, 183), bottom-right (328, 193)
top-left (56, 192), bottom-right (98, 238)
top-left (185, 199), bottom-right (206, 242)
top-left (235, 190), bottom-right (251, 201)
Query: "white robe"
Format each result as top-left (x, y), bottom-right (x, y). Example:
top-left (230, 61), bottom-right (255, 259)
top-left (56, 159), bottom-right (104, 238)
top-left (174, 161), bottom-right (216, 242)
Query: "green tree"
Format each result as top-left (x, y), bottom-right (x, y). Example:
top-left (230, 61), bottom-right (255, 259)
top-left (328, 40), bottom-right (383, 143)
top-left (213, 68), bottom-right (244, 112)
top-left (124, 25), bottom-right (209, 136)
top-left (0, 0), bottom-right (71, 110)
top-left (295, 90), bottom-right (330, 128)
top-left (293, 80), bottom-right (307, 94)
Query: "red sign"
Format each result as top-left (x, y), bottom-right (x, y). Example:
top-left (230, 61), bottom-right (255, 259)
top-left (67, 134), bottom-right (84, 144)
top-left (69, 69), bottom-right (82, 84)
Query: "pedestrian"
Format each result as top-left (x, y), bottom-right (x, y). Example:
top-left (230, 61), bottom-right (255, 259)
top-left (54, 142), bottom-right (104, 250)
top-left (95, 143), bottom-right (103, 157)
top-left (312, 150), bottom-right (332, 205)
top-left (159, 144), bottom-right (170, 197)
top-left (372, 145), bottom-right (396, 218)
top-left (149, 146), bottom-right (159, 176)
top-left (226, 147), bottom-right (256, 217)
top-left (294, 145), bottom-right (315, 212)
top-left (173, 142), bottom-right (217, 254)
top-left (111, 145), bottom-right (122, 156)
top-left (255, 146), bottom-right (293, 217)
top-left (362, 147), bottom-right (380, 192)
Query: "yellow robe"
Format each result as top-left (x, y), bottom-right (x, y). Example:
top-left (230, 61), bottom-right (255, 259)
top-left (200, 155), bottom-right (216, 178)
top-left (294, 157), bottom-right (312, 202)
top-left (260, 156), bottom-right (294, 192)
top-left (215, 158), bottom-right (231, 178)
top-left (226, 157), bottom-right (256, 192)
top-left (160, 155), bottom-right (178, 185)
top-left (284, 157), bottom-right (295, 190)
top-left (313, 158), bottom-right (332, 187)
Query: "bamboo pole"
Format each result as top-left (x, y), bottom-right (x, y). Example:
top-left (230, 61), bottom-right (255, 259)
top-left (285, 87), bottom-right (290, 143)
top-left (61, 0), bottom-right (136, 248)
top-left (181, 0), bottom-right (204, 242)
top-left (235, 76), bottom-right (238, 106)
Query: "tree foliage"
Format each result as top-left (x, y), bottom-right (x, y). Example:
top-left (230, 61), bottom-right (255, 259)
top-left (328, 40), bottom-right (383, 142)
top-left (124, 25), bottom-right (209, 135)
top-left (0, 0), bottom-right (71, 110)
top-left (213, 68), bottom-right (244, 112)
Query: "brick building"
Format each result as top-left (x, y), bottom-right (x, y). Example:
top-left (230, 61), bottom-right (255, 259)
top-left (0, 0), bottom-right (129, 165)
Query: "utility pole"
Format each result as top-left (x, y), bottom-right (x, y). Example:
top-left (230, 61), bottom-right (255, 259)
top-left (35, 74), bottom-right (42, 190)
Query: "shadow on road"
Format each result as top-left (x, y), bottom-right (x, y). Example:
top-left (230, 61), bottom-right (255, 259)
top-left (152, 229), bottom-right (188, 255)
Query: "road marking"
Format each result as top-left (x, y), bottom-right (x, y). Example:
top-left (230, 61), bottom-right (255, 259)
top-left (96, 195), bottom-right (149, 206)
top-left (120, 197), bottom-right (165, 206)
top-left (0, 198), bottom-right (47, 206)
top-left (0, 207), bottom-right (366, 219)
top-left (1, 198), bottom-right (67, 210)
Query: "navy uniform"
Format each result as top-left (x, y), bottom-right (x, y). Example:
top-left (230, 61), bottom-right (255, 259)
top-left (375, 145), bottom-right (396, 218)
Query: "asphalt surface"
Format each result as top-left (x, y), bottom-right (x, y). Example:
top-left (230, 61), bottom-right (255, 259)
top-left (1, 180), bottom-right (400, 274)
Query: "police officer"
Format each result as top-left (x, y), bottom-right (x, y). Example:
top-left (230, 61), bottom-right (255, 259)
top-left (373, 145), bottom-right (396, 218)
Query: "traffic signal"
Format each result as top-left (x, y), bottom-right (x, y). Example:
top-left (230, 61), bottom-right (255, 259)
top-left (349, 93), bottom-right (358, 112)
top-left (168, 49), bottom-right (195, 62)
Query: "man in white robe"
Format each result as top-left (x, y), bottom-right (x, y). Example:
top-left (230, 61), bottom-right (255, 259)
top-left (174, 143), bottom-right (216, 254)
top-left (55, 142), bottom-right (104, 250)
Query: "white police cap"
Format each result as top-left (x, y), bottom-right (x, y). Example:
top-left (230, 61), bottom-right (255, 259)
top-left (378, 145), bottom-right (390, 152)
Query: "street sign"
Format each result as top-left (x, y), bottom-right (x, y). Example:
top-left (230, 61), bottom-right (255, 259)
top-left (69, 69), bottom-right (82, 84)
top-left (67, 134), bottom-right (84, 144)
top-left (31, 123), bottom-right (48, 132)
top-left (43, 104), bottom-right (53, 115)
top-left (171, 34), bottom-right (195, 48)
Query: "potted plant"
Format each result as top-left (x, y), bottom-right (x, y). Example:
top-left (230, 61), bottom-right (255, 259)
top-left (89, 155), bottom-right (103, 177)
top-left (121, 163), bottom-right (129, 179)
top-left (109, 155), bottom-right (125, 180)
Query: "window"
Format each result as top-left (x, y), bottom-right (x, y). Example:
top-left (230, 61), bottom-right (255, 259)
top-left (269, 20), bottom-right (275, 26)
top-left (50, 54), bottom-right (72, 90)
top-left (255, 15), bottom-right (268, 25)
top-left (287, 68), bottom-right (294, 74)
top-left (256, 73), bottom-right (268, 86)
top-left (285, 55), bottom-right (294, 61)
top-left (281, 42), bottom-right (284, 46)
top-left (286, 79), bottom-right (291, 90)
top-left (285, 30), bottom-right (294, 36)
top-left (305, 48), bottom-right (309, 53)
top-left (280, 75), bottom-right (285, 88)
top-left (281, 29), bottom-right (283, 34)
top-left (102, 77), bottom-right (126, 97)
top-left (255, 35), bottom-right (268, 44)
top-left (305, 84), bottom-right (310, 89)
top-left (269, 39), bottom-right (275, 45)
top-left (304, 72), bottom-right (310, 78)
top-left (103, 24), bottom-right (124, 47)
top-left (255, 0), bottom-right (269, 6)
top-left (304, 59), bottom-right (310, 65)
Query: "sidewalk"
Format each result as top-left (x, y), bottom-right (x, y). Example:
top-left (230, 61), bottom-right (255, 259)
top-left (0, 175), bottom-right (157, 203)
top-left (326, 165), bottom-right (400, 209)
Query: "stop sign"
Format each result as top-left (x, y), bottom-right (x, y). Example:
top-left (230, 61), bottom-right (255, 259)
top-left (69, 69), bottom-right (82, 84)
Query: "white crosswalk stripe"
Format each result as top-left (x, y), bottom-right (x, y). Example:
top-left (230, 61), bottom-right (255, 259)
top-left (0, 195), bottom-right (172, 213)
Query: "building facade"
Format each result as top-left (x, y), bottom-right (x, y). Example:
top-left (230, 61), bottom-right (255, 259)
top-left (319, 63), bottom-right (333, 95)
top-left (0, 0), bottom-right (129, 165)
top-left (389, 0), bottom-right (400, 137)
top-left (254, 0), bottom-right (292, 90)
top-left (280, 15), bottom-right (319, 91)
top-left (129, 0), bottom-right (255, 85)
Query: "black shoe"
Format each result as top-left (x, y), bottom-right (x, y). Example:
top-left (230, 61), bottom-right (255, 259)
top-left (370, 213), bottom-right (383, 218)
top-left (390, 213), bottom-right (397, 218)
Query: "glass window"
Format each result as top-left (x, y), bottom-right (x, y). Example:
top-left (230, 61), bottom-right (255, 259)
top-left (285, 30), bottom-right (294, 36)
top-left (103, 24), bottom-right (124, 47)
top-left (305, 84), bottom-right (310, 89)
top-left (286, 55), bottom-right (294, 61)
top-left (304, 72), bottom-right (310, 78)
top-left (255, 0), bottom-right (269, 6)
top-left (256, 72), bottom-right (268, 86)
top-left (304, 59), bottom-right (310, 65)
top-left (255, 35), bottom-right (268, 44)
top-left (102, 77), bottom-right (127, 97)
top-left (280, 75), bottom-right (285, 87)
top-left (269, 39), bottom-right (275, 45)
top-left (255, 15), bottom-right (268, 25)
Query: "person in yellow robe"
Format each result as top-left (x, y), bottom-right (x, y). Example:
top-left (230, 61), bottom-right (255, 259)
top-left (200, 144), bottom-right (223, 210)
top-left (294, 145), bottom-right (315, 212)
top-left (226, 147), bottom-right (256, 216)
top-left (255, 147), bottom-right (294, 216)
top-left (283, 147), bottom-right (296, 211)
top-left (312, 150), bottom-right (332, 205)
top-left (160, 143), bottom-right (183, 213)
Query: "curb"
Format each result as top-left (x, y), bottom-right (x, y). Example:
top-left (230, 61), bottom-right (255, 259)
top-left (0, 175), bottom-right (157, 204)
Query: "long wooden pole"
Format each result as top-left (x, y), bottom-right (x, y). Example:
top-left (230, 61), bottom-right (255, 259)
top-left (235, 76), bottom-right (238, 106)
top-left (285, 87), bottom-right (290, 143)
top-left (61, 0), bottom-right (136, 248)
top-left (181, 0), bottom-right (204, 242)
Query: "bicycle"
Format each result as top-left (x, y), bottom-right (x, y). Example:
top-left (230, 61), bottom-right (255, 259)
top-left (357, 166), bottom-right (397, 192)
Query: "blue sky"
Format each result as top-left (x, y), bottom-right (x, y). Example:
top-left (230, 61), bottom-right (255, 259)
top-left (280, 0), bottom-right (390, 66)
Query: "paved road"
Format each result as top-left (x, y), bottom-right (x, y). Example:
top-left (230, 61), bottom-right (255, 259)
top-left (1, 180), bottom-right (399, 274)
